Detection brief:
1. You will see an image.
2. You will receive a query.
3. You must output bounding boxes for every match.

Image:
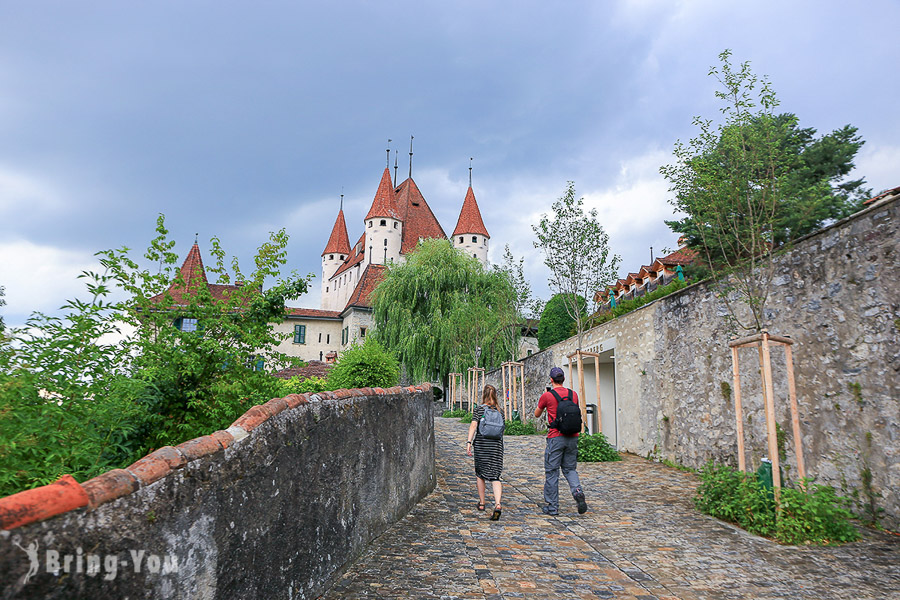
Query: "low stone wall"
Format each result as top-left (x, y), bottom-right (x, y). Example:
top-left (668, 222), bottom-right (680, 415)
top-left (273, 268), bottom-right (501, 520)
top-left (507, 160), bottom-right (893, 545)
top-left (0, 385), bottom-right (435, 599)
top-left (489, 196), bottom-right (900, 529)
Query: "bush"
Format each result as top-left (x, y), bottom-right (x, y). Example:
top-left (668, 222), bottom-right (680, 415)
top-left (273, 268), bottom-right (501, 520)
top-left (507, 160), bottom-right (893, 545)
top-left (591, 279), bottom-right (687, 326)
top-left (694, 462), bottom-right (860, 544)
top-left (326, 338), bottom-right (400, 390)
top-left (577, 432), bottom-right (621, 462)
top-left (441, 408), bottom-right (470, 418)
top-left (504, 419), bottom-right (539, 435)
top-left (278, 375), bottom-right (328, 396)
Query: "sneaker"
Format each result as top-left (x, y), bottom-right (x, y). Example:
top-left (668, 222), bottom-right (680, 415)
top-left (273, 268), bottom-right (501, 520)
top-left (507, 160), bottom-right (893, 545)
top-left (574, 490), bottom-right (588, 514)
top-left (541, 505), bottom-right (559, 516)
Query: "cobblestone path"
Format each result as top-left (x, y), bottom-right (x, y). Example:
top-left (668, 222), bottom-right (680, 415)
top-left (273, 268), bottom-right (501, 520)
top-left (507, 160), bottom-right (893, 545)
top-left (322, 416), bottom-right (900, 599)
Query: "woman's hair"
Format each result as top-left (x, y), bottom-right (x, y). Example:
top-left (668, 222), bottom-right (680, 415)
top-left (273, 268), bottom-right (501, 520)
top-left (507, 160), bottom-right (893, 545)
top-left (482, 384), bottom-right (499, 409)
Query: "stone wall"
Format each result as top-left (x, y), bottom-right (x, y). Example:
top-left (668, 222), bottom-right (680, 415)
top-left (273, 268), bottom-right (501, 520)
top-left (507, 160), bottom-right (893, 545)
top-left (0, 385), bottom-right (435, 599)
top-left (488, 196), bottom-right (900, 529)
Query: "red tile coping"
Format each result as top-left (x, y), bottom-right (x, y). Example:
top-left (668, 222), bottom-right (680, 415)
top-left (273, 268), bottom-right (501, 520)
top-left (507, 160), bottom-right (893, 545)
top-left (0, 475), bottom-right (89, 530)
top-left (0, 385), bottom-right (432, 529)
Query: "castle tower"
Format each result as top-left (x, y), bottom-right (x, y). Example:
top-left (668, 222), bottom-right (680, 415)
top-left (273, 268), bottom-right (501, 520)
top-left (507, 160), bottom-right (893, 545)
top-left (321, 207), bottom-right (351, 310)
top-left (452, 184), bottom-right (490, 265)
top-left (364, 167), bottom-right (403, 267)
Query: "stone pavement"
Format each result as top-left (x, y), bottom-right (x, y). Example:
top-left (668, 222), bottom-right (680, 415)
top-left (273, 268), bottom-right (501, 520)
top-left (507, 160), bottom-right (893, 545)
top-left (321, 416), bottom-right (900, 599)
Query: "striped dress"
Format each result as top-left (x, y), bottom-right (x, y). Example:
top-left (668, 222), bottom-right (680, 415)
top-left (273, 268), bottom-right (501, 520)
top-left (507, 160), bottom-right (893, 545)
top-left (472, 404), bottom-right (504, 481)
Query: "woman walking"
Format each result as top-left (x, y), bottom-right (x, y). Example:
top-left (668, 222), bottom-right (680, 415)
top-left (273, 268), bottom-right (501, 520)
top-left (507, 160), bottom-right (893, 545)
top-left (466, 385), bottom-right (504, 520)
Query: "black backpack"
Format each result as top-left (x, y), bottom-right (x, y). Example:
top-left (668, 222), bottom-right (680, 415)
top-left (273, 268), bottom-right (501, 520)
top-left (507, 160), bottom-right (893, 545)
top-left (549, 388), bottom-right (582, 436)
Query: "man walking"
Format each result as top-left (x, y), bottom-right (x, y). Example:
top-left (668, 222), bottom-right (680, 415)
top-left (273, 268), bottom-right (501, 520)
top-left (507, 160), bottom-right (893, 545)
top-left (534, 366), bottom-right (588, 516)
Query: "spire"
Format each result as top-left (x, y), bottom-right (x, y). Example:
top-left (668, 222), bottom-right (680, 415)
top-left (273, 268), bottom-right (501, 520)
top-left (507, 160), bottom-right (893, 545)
top-left (178, 240), bottom-right (209, 289)
top-left (408, 135), bottom-right (414, 179)
top-left (393, 150), bottom-right (398, 187)
top-left (386, 138), bottom-right (391, 168)
top-left (322, 208), bottom-right (352, 256)
top-left (452, 185), bottom-right (490, 238)
top-left (469, 157), bottom-right (473, 187)
top-left (364, 167), bottom-right (403, 221)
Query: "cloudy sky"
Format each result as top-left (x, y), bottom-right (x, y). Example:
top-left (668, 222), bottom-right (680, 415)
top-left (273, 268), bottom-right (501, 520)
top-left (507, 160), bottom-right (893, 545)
top-left (1, 1), bottom-right (897, 327)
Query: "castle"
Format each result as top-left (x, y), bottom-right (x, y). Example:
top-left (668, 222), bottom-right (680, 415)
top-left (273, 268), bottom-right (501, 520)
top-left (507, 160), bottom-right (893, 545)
top-left (271, 163), bottom-right (492, 364)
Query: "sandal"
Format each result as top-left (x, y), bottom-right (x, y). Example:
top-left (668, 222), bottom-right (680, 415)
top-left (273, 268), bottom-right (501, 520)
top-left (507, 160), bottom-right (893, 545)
top-left (477, 502), bottom-right (485, 511)
top-left (490, 505), bottom-right (502, 521)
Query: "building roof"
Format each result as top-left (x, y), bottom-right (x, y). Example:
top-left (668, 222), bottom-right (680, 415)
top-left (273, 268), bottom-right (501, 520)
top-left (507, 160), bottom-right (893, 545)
top-left (394, 177), bottom-right (448, 253)
top-left (272, 360), bottom-right (332, 380)
top-left (864, 185), bottom-right (900, 206)
top-left (364, 167), bottom-right (403, 221)
top-left (657, 247), bottom-right (697, 267)
top-left (332, 233), bottom-right (367, 279)
top-left (285, 307), bottom-right (342, 320)
top-left (451, 186), bottom-right (490, 238)
top-left (342, 263), bottom-right (387, 313)
top-left (322, 209), bottom-right (351, 256)
top-left (150, 242), bottom-right (244, 306)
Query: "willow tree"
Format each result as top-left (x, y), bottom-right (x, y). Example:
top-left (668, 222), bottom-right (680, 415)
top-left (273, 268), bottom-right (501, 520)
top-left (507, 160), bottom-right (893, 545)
top-left (372, 239), bottom-right (516, 387)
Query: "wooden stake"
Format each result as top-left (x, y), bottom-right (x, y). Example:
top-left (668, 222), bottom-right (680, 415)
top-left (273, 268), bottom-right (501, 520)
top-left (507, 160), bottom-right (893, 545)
top-left (731, 346), bottom-right (746, 472)
top-left (519, 364), bottom-right (525, 421)
top-left (594, 355), bottom-right (602, 434)
top-left (784, 343), bottom-right (806, 482)
top-left (759, 335), bottom-right (781, 499)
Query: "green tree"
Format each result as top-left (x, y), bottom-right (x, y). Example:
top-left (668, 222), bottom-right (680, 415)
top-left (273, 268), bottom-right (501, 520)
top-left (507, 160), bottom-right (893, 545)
top-left (372, 239), bottom-right (516, 385)
top-left (661, 51), bottom-right (870, 332)
top-left (533, 182), bottom-right (619, 349)
top-left (492, 245), bottom-right (536, 361)
top-left (0, 216), bottom-right (309, 495)
top-left (538, 293), bottom-right (586, 350)
top-left (326, 337), bottom-right (399, 390)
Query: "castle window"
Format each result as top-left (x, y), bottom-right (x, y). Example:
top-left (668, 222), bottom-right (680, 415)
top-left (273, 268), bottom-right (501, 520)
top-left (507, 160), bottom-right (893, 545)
top-left (384, 239), bottom-right (387, 246)
top-left (318, 332), bottom-right (322, 343)
top-left (176, 317), bottom-right (199, 332)
top-left (473, 254), bottom-right (477, 258)
top-left (393, 221), bottom-right (398, 229)
top-left (293, 324), bottom-right (306, 344)
top-left (360, 326), bottom-right (367, 338)
top-left (459, 236), bottom-right (463, 243)
top-left (340, 255), bottom-right (345, 260)
top-left (380, 219), bottom-right (386, 226)
top-left (368, 221), bottom-right (373, 228)
top-left (527, 349), bottom-right (533, 356)
top-left (329, 254), bottom-right (334, 260)
top-left (472, 236), bottom-right (477, 243)
top-left (327, 334), bottom-right (330, 344)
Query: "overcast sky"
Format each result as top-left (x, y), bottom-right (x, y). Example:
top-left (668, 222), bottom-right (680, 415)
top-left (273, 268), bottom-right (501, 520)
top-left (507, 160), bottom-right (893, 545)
top-left (1, 1), bottom-right (898, 327)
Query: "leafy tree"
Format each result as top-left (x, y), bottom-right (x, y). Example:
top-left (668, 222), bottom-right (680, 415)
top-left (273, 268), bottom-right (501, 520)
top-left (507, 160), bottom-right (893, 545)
top-left (0, 285), bottom-right (5, 333)
top-left (492, 245), bottom-right (536, 361)
top-left (538, 293), bottom-right (585, 350)
top-left (326, 337), bottom-right (399, 390)
top-left (661, 50), bottom-right (869, 332)
top-left (372, 239), bottom-right (517, 385)
top-left (533, 182), bottom-right (619, 349)
top-left (0, 216), bottom-right (308, 494)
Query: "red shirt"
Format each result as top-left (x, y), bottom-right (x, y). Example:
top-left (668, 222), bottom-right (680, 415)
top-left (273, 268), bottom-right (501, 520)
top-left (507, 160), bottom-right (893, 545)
top-left (538, 386), bottom-right (579, 438)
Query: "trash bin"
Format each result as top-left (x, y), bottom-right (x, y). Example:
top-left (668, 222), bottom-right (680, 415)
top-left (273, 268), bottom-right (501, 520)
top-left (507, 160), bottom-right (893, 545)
top-left (584, 404), bottom-right (598, 435)
top-left (757, 458), bottom-right (782, 498)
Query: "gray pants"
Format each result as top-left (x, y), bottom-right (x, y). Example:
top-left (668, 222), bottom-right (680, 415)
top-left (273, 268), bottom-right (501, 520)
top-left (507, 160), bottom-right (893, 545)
top-left (543, 436), bottom-right (582, 511)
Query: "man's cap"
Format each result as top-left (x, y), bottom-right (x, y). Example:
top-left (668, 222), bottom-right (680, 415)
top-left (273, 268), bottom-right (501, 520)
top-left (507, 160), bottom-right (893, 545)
top-left (549, 367), bottom-right (565, 380)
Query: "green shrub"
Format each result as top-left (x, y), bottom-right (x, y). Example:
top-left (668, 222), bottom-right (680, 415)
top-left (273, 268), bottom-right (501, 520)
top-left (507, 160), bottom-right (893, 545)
top-left (326, 338), bottom-right (399, 390)
top-left (460, 412), bottom-right (473, 423)
top-left (504, 419), bottom-right (539, 435)
top-left (441, 408), bottom-right (470, 418)
top-left (278, 375), bottom-right (328, 396)
top-left (592, 279), bottom-right (687, 326)
top-left (694, 462), bottom-right (860, 544)
top-left (577, 432), bottom-right (621, 462)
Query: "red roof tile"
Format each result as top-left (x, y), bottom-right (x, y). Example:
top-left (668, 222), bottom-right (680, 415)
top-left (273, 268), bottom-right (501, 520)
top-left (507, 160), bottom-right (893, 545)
top-left (394, 178), bottom-right (448, 253)
top-left (657, 247), bottom-right (697, 267)
top-left (343, 263), bottom-right (387, 312)
top-left (364, 168), bottom-right (403, 221)
top-left (322, 209), bottom-right (351, 256)
top-left (332, 233), bottom-right (367, 279)
top-left (150, 243), bottom-right (245, 306)
top-left (285, 307), bottom-right (342, 319)
top-left (452, 186), bottom-right (490, 238)
top-left (272, 360), bottom-right (332, 380)
top-left (864, 185), bottom-right (900, 205)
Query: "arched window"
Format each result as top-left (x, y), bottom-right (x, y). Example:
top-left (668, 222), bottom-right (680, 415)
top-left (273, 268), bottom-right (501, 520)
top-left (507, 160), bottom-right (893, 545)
top-left (472, 236), bottom-right (477, 243)
top-left (393, 221), bottom-right (398, 229)
top-left (368, 221), bottom-right (373, 228)
top-left (383, 239), bottom-right (387, 246)
top-left (459, 236), bottom-right (463, 243)
top-left (380, 219), bottom-right (386, 226)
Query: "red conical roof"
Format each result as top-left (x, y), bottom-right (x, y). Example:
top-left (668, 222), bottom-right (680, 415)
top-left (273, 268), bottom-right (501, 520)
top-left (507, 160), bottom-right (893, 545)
top-left (395, 177), bottom-right (448, 253)
top-left (364, 167), bottom-right (403, 221)
top-left (452, 186), bottom-right (490, 238)
top-left (322, 209), bottom-right (352, 256)
top-left (179, 242), bottom-right (208, 288)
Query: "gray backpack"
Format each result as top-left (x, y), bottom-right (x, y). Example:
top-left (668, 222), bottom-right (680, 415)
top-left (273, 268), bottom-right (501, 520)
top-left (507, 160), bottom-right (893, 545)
top-left (478, 406), bottom-right (505, 440)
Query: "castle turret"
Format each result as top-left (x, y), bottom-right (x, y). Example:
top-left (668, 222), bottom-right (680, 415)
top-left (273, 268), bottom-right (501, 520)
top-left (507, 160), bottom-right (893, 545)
top-left (321, 208), bottom-right (351, 310)
top-left (364, 167), bottom-right (403, 266)
top-left (452, 185), bottom-right (490, 265)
